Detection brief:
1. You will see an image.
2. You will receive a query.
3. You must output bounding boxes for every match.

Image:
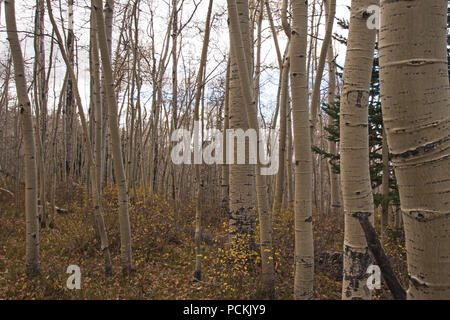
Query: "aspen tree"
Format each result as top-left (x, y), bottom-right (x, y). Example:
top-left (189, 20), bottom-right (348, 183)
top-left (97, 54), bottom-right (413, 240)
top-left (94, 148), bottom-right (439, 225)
top-left (227, 0), bottom-right (256, 238)
top-left (193, 0), bottom-right (214, 282)
top-left (381, 129), bottom-right (389, 242)
top-left (340, 0), bottom-right (377, 300)
top-left (46, 1), bottom-right (113, 274)
top-left (379, 0), bottom-right (450, 299)
top-left (93, 0), bottom-right (133, 274)
top-left (280, 0), bottom-right (294, 208)
top-left (169, 0), bottom-right (179, 201)
top-left (49, 72), bottom-right (68, 229)
top-left (5, 0), bottom-right (40, 276)
top-left (227, 0), bottom-right (275, 298)
top-left (91, 14), bottom-right (103, 196)
top-left (325, 4), bottom-right (341, 215)
top-left (286, 105), bottom-right (294, 207)
top-left (310, 0), bottom-right (336, 140)
top-left (65, 0), bottom-right (74, 180)
top-left (290, 0), bottom-right (314, 300)
top-left (101, 0), bottom-right (114, 187)
top-left (33, 0), bottom-right (48, 228)
top-left (273, 46), bottom-right (290, 212)
top-left (221, 59), bottom-right (230, 212)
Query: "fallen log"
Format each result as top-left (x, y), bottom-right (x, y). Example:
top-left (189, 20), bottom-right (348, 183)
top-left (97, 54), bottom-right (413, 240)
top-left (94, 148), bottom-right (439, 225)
top-left (354, 212), bottom-right (406, 300)
top-left (37, 199), bottom-right (68, 214)
top-left (0, 187), bottom-right (14, 197)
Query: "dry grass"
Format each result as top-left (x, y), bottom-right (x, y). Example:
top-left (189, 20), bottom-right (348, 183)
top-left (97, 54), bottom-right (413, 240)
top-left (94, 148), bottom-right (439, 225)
top-left (0, 185), bottom-right (407, 300)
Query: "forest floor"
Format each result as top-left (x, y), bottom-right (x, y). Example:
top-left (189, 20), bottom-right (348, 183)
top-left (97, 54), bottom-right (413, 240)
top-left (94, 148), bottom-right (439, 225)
top-left (0, 184), bottom-right (408, 300)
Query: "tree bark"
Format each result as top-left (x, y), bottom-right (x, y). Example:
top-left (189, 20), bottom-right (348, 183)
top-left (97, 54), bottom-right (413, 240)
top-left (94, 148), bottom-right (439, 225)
top-left (5, 0), bottom-right (40, 276)
top-left (46, 0), bottom-right (113, 274)
top-left (193, 0), bottom-right (214, 282)
top-left (93, 0), bottom-right (133, 274)
top-left (381, 128), bottom-right (389, 243)
top-left (291, 0), bottom-right (314, 300)
top-left (379, 0), bottom-right (450, 299)
top-left (340, 0), bottom-right (377, 300)
top-left (227, 0), bottom-right (275, 299)
top-left (325, 2), bottom-right (341, 216)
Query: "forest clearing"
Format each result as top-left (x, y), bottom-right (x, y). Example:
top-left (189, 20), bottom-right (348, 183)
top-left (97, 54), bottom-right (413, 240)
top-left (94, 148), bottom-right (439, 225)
top-left (0, 0), bottom-right (448, 301)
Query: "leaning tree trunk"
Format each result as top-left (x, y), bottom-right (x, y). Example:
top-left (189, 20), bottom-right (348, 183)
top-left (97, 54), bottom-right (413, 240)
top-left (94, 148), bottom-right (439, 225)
top-left (227, 0), bottom-right (256, 239)
top-left (273, 46), bottom-right (290, 212)
top-left (5, 0), bottom-right (40, 276)
top-left (227, 0), bottom-right (275, 298)
top-left (193, 0), bottom-right (213, 282)
top-left (309, 0), bottom-right (336, 141)
top-left (46, 0), bottom-right (113, 274)
top-left (93, 0), bottom-right (133, 274)
top-left (291, 0), bottom-right (314, 300)
top-left (379, 0), bottom-right (450, 299)
top-left (65, 0), bottom-right (74, 181)
top-left (325, 2), bottom-right (341, 216)
top-left (340, 0), bottom-right (377, 300)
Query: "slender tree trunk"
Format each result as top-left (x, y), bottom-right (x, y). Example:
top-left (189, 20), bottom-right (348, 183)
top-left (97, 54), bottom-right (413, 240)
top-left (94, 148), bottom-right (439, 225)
top-left (5, 0), bottom-right (40, 276)
top-left (340, 0), bottom-right (377, 300)
top-left (286, 103), bottom-right (294, 207)
top-left (273, 45), bottom-right (290, 212)
top-left (46, 1), bottom-right (113, 274)
top-left (379, 0), bottom-right (450, 299)
top-left (93, 0), bottom-right (133, 274)
top-left (221, 59), bottom-right (230, 212)
top-left (64, 0), bottom-right (74, 181)
top-left (290, 0), bottom-right (314, 300)
top-left (381, 128), bottom-right (389, 243)
top-left (326, 25), bottom-right (341, 215)
top-left (309, 0), bottom-right (336, 141)
top-left (193, 0), bottom-right (213, 281)
top-left (33, 0), bottom-right (47, 228)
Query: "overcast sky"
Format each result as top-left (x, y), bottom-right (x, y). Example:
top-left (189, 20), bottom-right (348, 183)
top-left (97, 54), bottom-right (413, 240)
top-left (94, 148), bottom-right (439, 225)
top-left (0, 0), bottom-right (351, 126)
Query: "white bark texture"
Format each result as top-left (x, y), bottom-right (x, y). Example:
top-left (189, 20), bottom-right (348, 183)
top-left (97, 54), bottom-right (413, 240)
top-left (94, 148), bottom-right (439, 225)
top-left (291, 0), bottom-right (314, 300)
top-left (379, 0), bottom-right (450, 299)
top-left (5, 0), bottom-right (40, 276)
top-left (340, 0), bottom-right (377, 300)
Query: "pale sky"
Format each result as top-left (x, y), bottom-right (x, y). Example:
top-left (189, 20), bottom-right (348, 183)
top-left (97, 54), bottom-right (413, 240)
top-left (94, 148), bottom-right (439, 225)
top-left (0, 0), bottom-right (351, 126)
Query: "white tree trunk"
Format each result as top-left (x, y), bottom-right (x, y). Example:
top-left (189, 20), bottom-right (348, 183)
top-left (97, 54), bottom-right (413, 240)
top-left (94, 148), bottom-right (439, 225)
top-left (379, 0), bottom-right (450, 299)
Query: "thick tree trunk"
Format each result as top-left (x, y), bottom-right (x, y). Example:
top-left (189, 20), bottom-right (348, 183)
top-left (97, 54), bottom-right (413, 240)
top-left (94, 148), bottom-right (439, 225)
top-left (379, 0), bottom-right (450, 299)
top-left (340, 0), bottom-right (377, 300)
top-left (227, 0), bottom-right (256, 238)
top-left (227, 0), bottom-right (275, 299)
